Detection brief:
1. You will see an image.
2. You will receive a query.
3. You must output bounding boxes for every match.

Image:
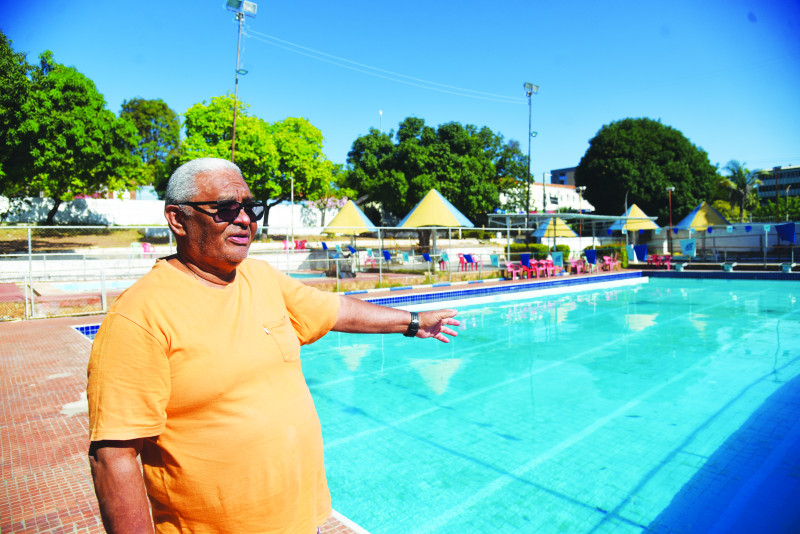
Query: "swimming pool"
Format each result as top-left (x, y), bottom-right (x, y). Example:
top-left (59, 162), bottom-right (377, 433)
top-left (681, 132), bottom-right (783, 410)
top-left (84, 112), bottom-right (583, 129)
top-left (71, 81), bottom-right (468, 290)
top-left (302, 278), bottom-right (800, 533)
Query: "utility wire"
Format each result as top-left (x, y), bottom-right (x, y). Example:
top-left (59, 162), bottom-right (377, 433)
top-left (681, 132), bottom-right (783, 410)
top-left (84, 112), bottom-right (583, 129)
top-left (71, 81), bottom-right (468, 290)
top-left (246, 29), bottom-right (525, 104)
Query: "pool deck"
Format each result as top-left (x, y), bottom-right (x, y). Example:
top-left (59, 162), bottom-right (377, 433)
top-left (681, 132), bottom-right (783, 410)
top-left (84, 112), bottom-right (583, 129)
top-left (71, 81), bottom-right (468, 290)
top-left (2, 271), bottom-right (800, 532)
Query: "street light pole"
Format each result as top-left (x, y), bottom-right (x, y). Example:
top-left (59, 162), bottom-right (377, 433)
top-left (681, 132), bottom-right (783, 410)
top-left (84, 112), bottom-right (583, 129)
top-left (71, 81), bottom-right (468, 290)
top-left (524, 82), bottom-right (538, 230)
top-left (666, 186), bottom-right (675, 254)
top-left (226, 0), bottom-right (257, 163)
top-left (576, 186), bottom-right (586, 248)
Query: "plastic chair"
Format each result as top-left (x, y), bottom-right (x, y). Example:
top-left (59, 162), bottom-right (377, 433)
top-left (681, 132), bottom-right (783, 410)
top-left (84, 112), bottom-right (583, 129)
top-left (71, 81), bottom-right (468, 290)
top-left (489, 254), bottom-right (500, 268)
top-left (422, 253), bottom-right (434, 274)
top-left (438, 252), bottom-right (450, 271)
top-left (538, 259), bottom-right (554, 277)
top-left (129, 242), bottom-right (143, 258)
top-left (142, 242), bottom-right (156, 258)
top-left (519, 253), bottom-right (537, 279)
top-left (464, 254), bottom-right (482, 270)
top-left (382, 250), bottom-right (392, 263)
top-left (364, 249), bottom-right (376, 268)
top-left (465, 254), bottom-right (483, 270)
top-left (602, 255), bottom-right (620, 271)
top-left (322, 242), bottom-right (329, 252)
top-left (457, 253), bottom-right (468, 271)
top-left (569, 258), bottom-right (584, 274)
top-left (402, 252), bottom-right (410, 264)
top-left (504, 262), bottom-right (523, 280)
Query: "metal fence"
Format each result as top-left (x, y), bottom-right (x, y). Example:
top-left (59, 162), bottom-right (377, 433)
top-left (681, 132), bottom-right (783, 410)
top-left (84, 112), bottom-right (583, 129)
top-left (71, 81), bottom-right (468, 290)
top-left (1, 222), bottom-right (796, 321)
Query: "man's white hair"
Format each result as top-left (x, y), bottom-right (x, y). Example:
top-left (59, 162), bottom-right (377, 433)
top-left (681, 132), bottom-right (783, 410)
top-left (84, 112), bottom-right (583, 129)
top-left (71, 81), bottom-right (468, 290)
top-left (165, 158), bottom-right (242, 205)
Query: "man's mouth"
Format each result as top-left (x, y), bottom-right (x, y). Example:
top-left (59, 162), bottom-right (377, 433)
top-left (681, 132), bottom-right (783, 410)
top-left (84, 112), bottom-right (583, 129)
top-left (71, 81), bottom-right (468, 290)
top-left (228, 232), bottom-right (250, 245)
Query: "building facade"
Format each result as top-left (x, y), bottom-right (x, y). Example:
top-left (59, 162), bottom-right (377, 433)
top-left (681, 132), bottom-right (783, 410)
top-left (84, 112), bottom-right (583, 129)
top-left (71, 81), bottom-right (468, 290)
top-left (501, 182), bottom-right (595, 213)
top-left (756, 165), bottom-right (800, 201)
top-left (550, 166), bottom-right (577, 186)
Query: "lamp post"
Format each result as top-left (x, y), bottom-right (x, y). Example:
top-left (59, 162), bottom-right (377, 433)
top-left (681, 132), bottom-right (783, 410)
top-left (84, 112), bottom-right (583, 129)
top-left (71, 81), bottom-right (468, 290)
top-left (226, 0), bottom-right (257, 163)
top-left (524, 82), bottom-right (538, 230)
top-left (576, 186), bottom-right (586, 247)
top-left (666, 186), bottom-right (675, 254)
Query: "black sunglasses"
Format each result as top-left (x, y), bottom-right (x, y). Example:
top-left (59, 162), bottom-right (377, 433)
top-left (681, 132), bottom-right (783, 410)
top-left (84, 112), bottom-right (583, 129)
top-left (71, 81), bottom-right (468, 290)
top-left (177, 200), bottom-right (266, 223)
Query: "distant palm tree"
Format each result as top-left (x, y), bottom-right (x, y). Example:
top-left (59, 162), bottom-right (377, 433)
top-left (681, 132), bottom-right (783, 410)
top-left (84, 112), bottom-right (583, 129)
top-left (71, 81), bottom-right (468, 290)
top-left (722, 160), bottom-right (762, 222)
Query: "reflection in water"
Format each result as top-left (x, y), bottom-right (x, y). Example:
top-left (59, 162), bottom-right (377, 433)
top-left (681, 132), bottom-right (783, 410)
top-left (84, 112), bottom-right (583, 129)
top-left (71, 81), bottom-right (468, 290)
top-left (625, 313), bottom-right (658, 331)
top-left (410, 359), bottom-right (463, 395)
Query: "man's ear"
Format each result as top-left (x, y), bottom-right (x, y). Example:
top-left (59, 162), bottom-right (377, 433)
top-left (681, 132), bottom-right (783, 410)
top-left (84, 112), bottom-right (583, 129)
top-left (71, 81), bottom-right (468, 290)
top-left (165, 205), bottom-right (188, 237)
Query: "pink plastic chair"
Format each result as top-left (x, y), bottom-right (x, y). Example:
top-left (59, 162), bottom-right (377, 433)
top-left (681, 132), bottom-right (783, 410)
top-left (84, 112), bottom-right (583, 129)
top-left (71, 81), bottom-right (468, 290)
top-left (142, 242), bottom-right (156, 258)
top-left (458, 253), bottom-right (469, 271)
top-left (465, 254), bottom-right (482, 270)
top-left (504, 262), bottom-right (522, 280)
top-left (569, 258), bottom-right (584, 274)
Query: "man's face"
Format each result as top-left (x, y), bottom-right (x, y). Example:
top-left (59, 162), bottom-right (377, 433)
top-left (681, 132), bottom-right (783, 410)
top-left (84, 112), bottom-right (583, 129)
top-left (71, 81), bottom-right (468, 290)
top-left (179, 169), bottom-right (258, 274)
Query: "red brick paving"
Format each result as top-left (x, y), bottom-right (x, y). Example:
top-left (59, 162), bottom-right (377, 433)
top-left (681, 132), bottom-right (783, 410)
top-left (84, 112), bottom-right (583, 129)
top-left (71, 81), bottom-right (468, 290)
top-left (0, 316), bottom-right (361, 533)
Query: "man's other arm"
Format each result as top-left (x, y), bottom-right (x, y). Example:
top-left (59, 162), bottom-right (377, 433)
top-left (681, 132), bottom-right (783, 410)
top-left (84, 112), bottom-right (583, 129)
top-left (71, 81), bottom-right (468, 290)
top-left (333, 296), bottom-right (460, 343)
top-left (89, 439), bottom-right (154, 534)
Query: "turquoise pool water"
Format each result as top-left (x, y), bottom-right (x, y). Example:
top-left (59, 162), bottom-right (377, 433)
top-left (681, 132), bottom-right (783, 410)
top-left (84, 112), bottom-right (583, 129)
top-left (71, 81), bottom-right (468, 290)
top-left (302, 278), bottom-right (800, 533)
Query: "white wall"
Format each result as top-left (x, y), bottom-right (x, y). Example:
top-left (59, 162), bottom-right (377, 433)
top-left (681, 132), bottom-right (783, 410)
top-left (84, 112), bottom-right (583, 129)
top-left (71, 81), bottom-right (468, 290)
top-left (1, 196), bottom-right (341, 233)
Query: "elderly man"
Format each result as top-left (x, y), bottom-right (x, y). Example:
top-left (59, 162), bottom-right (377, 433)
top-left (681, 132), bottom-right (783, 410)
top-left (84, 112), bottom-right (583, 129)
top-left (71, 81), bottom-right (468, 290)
top-left (87, 158), bottom-right (459, 533)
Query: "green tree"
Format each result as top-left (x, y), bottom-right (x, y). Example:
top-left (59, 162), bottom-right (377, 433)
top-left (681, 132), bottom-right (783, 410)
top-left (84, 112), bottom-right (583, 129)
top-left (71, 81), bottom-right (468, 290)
top-left (0, 30), bottom-right (36, 221)
top-left (753, 197), bottom-right (800, 222)
top-left (343, 117), bottom-right (518, 225)
top-left (0, 31), bottom-right (31, 188)
top-left (575, 118), bottom-right (720, 224)
top-left (180, 95), bottom-right (335, 224)
top-left (720, 160), bottom-right (762, 223)
top-left (15, 51), bottom-right (141, 224)
top-left (120, 97), bottom-right (180, 191)
top-left (181, 94), bottom-right (279, 201)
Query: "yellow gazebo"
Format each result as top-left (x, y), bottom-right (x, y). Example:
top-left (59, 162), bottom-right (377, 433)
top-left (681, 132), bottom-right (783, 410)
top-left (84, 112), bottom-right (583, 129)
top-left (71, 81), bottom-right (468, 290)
top-left (609, 204), bottom-right (660, 232)
top-left (323, 200), bottom-right (377, 237)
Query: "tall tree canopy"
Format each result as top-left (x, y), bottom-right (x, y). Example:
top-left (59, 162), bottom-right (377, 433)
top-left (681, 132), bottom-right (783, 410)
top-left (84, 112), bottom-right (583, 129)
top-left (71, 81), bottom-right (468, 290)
top-left (10, 50), bottom-right (141, 223)
top-left (0, 31), bottom-right (31, 188)
top-left (120, 97), bottom-right (180, 189)
top-left (343, 117), bottom-right (524, 224)
top-left (179, 94), bottom-right (335, 223)
top-left (575, 118), bottom-right (720, 224)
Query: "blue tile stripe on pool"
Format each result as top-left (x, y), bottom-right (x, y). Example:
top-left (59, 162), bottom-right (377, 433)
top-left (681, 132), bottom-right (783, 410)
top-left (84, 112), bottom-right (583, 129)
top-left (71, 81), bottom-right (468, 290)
top-left (648, 271), bottom-right (800, 281)
top-left (364, 271), bottom-right (643, 307)
top-left (74, 324), bottom-right (101, 340)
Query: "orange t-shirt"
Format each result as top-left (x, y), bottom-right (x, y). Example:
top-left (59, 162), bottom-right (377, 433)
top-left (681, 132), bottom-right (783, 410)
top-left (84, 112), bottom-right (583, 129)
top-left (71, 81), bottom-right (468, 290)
top-left (87, 258), bottom-right (340, 533)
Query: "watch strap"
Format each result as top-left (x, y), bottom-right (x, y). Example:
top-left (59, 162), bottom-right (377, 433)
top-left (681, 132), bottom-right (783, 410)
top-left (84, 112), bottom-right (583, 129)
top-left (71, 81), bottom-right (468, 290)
top-left (403, 311), bottom-right (420, 337)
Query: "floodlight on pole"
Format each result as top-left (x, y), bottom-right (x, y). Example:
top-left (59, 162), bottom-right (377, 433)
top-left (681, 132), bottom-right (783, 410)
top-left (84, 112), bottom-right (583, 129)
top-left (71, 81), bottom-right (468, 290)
top-left (226, 0), bottom-right (257, 163)
top-left (523, 82), bottom-right (538, 230)
top-left (666, 186), bottom-right (675, 254)
top-left (576, 186), bottom-right (586, 241)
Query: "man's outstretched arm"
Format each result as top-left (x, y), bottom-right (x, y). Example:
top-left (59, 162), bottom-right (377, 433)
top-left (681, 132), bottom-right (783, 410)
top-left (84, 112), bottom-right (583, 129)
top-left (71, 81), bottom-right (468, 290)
top-left (89, 439), bottom-right (154, 534)
top-left (334, 295), bottom-right (460, 343)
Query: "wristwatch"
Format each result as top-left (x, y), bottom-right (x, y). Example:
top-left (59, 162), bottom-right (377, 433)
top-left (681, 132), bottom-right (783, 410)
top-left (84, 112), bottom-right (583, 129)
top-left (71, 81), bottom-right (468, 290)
top-left (403, 311), bottom-right (420, 337)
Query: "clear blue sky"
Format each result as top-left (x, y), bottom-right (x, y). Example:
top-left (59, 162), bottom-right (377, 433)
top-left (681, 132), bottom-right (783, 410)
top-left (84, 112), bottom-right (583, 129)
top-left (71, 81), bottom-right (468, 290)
top-left (3, 0), bottom-right (799, 182)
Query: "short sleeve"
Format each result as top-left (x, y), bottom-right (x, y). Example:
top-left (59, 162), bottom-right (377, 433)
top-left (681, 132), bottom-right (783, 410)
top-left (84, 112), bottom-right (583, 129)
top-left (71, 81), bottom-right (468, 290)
top-left (275, 271), bottom-right (340, 345)
top-left (87, 312), bottom-right (171, 441)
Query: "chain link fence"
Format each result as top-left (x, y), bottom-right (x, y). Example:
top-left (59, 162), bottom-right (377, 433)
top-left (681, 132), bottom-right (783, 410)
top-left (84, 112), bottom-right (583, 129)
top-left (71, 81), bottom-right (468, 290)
top-left (2, 222), bottom-right (797, 321)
